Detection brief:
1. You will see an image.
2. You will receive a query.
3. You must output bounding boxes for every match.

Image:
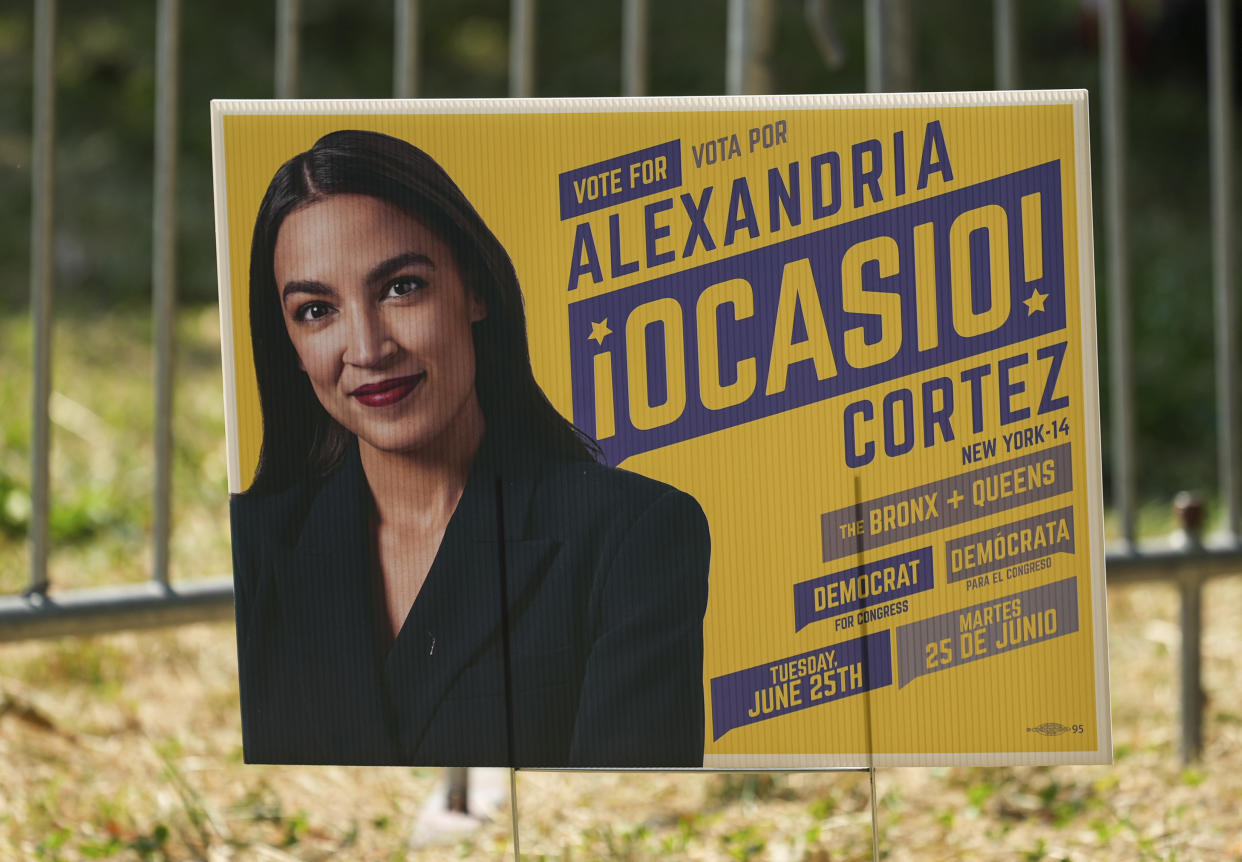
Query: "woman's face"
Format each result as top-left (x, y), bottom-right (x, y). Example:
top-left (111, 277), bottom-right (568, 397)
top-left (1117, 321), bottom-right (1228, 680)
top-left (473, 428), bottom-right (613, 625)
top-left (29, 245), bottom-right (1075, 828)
top-left (273, 193), bottom-right (486, 457)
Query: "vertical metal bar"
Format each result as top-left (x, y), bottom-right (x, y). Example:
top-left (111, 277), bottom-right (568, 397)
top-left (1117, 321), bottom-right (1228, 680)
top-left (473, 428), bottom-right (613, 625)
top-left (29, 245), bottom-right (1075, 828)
top-left (621, 0), bottom-right (648, 97)
top-left (1174, 493), bottom-right (1205, 761)
top-left (726, 0), bottom-right (746, 95)
top-left (726, 0), bottom-right (774, 95)
top-left (1210, 0), bottom-right (1239, 544)
top-left (1179, 572), bottom-right (1203, 761)
top-left (865, 0), bottom-right (912, 93)
top-left (28, 0), bottom-right (56, 596)
top-left (151, 0), bottom-right (180, 588)
top-left (444, 767), bottom-right (469, 813)
top-left (993, 0), bottom-right (1016, 89)
top-left (394, 0), bottom-right (420, 98)
top-left (275, 0), bottom-right (300, 98)
top-left (1101, 0), bottom-right (1136, 548)
top-left (509, 0), bottom-right (535, 98)
top-left (865, 0), bottom-right (884, 92)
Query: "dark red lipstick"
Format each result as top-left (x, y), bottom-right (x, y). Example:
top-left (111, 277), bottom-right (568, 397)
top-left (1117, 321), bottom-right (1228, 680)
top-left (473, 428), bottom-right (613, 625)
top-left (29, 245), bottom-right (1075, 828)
top-left (349, 373), bottom-right (424, 407)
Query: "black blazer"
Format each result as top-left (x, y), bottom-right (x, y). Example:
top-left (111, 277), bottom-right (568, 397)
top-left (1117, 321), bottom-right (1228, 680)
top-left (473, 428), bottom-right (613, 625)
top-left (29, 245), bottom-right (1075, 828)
top-left (229, 439), bottom-right (710, 768)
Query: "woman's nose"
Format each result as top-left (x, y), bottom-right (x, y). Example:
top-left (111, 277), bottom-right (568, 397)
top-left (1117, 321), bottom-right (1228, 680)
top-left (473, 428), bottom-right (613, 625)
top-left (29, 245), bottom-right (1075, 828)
top-left (342, 309), bottom-right (397, 367)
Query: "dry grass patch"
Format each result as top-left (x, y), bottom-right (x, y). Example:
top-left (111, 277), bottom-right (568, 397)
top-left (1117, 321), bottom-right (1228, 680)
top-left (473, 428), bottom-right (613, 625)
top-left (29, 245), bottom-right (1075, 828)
top-left (1, 577), bottom-right (1241, 860)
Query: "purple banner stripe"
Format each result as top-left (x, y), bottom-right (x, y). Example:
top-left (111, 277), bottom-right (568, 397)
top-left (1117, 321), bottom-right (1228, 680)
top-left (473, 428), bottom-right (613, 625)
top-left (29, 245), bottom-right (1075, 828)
top-left (558, 140), bottom-right (683, 220)
top-left (794, 547), bottom-right (934, 631)
top-left (709, 631), bottom-right (892, 740)
top-left (821, 442), bottom-right (1073, 563)
top-left (570, 160), bottom-right (1066, 465)
top-left (895, 577), bottom-right (1079, 688)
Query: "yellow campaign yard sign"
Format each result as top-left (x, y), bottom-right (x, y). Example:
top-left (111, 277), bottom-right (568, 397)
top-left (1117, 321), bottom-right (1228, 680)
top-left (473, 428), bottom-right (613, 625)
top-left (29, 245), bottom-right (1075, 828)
top-left (212, 92), bottom-right (1110, 767)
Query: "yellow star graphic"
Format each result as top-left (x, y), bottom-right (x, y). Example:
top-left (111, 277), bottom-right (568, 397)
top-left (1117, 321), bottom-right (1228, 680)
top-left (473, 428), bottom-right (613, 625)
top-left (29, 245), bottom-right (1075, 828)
top-left (588, 319), bottom-right (612, 345)
top-left (1023, 288), bottom-right (1048, 316)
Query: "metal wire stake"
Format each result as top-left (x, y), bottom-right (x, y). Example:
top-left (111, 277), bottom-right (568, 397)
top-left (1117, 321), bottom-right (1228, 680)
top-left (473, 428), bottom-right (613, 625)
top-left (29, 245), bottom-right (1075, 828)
top-left (509, 768), bottom-right (521, 861)
top-left (869, 765), bottom-right (880, 862)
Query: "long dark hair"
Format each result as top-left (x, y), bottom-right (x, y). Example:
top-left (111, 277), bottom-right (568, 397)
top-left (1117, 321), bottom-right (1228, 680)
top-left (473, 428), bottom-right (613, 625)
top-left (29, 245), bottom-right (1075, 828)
top-left (245, 129), bottom-right (598, 494)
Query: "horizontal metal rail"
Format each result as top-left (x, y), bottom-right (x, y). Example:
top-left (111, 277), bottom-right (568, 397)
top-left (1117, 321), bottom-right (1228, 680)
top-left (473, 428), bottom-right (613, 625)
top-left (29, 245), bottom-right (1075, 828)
top-left (0, 577), bottom-right (234, 643)
top-left (3, 550), bottom-right (1239, 643)
top-left (1103, 545), bottom-right (1242, 585)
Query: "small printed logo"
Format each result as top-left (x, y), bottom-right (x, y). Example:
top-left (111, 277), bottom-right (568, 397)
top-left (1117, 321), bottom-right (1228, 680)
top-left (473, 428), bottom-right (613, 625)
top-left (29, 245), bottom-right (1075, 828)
top-left (1027, 722), bottom-right (1070, 736)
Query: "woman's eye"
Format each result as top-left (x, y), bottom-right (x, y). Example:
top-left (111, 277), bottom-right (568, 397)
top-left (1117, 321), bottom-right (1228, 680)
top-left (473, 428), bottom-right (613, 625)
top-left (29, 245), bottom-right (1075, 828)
top-left (295, 301), bottom-right (334, 321)
top-left (385, 276), bottom-right (425, 298)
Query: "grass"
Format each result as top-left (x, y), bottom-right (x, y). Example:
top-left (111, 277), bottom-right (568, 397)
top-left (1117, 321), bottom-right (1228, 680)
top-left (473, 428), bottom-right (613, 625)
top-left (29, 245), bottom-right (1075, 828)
top-left (0, 306), bottom-right (231, 594)
top-left (6, 607), bottom-right (1239, 862)
top-left (2, 308), bottom-right (1242, 859)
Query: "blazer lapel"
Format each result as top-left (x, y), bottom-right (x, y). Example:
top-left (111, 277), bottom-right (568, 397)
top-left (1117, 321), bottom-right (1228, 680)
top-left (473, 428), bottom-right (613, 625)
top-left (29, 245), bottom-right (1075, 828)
top-left (267, 449), bottom-right (401, 764)
top-left (381, 443), bottom-right (561, 763)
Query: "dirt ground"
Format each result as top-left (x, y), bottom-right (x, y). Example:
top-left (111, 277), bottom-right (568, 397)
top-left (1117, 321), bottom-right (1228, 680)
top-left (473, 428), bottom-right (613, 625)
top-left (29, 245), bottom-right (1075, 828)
top-left (2, 577), bottom-right (1241, 861)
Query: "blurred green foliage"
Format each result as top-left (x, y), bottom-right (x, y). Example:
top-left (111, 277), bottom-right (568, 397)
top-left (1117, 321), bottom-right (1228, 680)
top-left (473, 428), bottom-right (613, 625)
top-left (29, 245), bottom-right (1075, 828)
top-left (0, 309), bottom-right (230, 593)
top-left (0, 0), bottom-right (1237, 505)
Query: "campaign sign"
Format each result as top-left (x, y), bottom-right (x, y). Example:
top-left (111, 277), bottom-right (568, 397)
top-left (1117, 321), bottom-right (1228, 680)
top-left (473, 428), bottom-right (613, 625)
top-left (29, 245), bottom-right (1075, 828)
top-left (212, 92), bottom-right (1110, 768)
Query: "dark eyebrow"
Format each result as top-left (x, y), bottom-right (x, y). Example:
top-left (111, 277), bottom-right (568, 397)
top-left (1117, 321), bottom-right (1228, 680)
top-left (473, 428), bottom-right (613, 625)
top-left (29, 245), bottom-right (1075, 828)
top-left (279, 252), bottom-right (436, 304)
top-left (281, 280), bottom-right (338, 303)
top-left (365, 251), bottom-right (436, 286)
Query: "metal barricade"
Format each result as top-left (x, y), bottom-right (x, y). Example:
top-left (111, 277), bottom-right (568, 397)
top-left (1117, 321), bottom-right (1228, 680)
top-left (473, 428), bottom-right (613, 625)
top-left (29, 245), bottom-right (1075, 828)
top-left (2, 0), bottom-right (1239, 765)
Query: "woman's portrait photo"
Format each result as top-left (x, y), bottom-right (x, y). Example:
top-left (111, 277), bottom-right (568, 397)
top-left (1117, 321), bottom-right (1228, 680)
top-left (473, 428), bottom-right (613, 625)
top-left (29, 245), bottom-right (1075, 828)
top-left (228, 129), bottom-right (711, 768)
